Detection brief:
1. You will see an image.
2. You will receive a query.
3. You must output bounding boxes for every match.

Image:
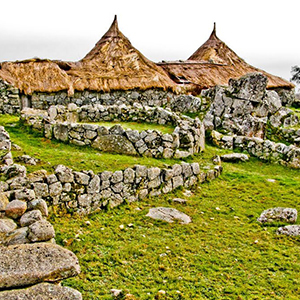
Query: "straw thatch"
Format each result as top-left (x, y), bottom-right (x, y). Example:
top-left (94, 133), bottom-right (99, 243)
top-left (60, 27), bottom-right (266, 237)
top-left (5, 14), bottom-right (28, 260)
top-left (0, 58), bottom-right (73, 95)
top-left (67, 16), bottom-right (178, 93)
top-left (159, 24), bottom-right (294, 93)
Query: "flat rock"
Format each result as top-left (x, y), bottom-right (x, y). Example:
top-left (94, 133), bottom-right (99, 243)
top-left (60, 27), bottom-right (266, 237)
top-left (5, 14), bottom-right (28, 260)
top-left (0, 243), bottom-right (81, 289)
top-left (5, 200), bottom-right (27, 219)
top-left (0, 282), bottom-right (82, 299)
top-left (92, 134), bottom-right (137, 156)
top-left (28, 220), bottom-right (55, 242)
top-left (146, 207), bottom-right (191, 224)
top-left (221, 153), bottom-right (249, 162)
top-left (172, 198), bottom-right (187, 204)
top-left (0, 193), bottom-right (9, 211)
top-left (277, 225), bottom-right (300, 236)
top-left (257, 207), bottom-right (297, 224)
top-left (0, 219), bottom-right (17, 234)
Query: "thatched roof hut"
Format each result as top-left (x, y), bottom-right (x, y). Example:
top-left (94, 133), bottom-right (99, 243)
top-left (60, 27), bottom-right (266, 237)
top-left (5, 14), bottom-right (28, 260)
top-left (159, 24), bottom-right (294, 93)
top-left (67, 16), bottom-right (177, 93)
top-left (0, 58), bottom-right (73, 95)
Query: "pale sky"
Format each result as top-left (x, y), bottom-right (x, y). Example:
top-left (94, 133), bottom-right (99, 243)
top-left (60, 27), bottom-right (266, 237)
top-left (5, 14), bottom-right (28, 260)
top-left (0, 0), bottom-right (299, 86)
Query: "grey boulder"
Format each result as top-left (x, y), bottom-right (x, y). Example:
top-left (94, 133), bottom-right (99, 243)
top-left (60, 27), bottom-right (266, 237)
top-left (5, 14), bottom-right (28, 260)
top-left (146, 207), bottom-right (191, 224)
top-left (277, 225), bottom-right (300, 236)
top-left (0, 283), bottom-right (82, 300)
top-left (0, 243), bottom-right (81, 289)
top-left (257, 207), bottom-right (297, 224)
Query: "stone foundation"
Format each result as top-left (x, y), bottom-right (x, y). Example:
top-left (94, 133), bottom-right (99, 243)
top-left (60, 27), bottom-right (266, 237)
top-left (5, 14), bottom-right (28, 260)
top-left (21, 104), bottom-right (205, 159)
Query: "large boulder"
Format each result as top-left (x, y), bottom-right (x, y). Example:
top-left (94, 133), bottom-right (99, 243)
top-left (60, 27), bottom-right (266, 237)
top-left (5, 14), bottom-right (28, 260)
top-left (257, 207), bottom-right (297, 224)
top-left (0, 243), bottom-right (80, 289)
top-left (277, 225), bottom-right (300, 236)
top-left (228, 73), bottom-right (267, 102)
top-left (0, 283), bottom-right (82, 300)
top-left (146, 207), bottom-right (191, 224)
top-left (92, 135), bottom-right (137, 155)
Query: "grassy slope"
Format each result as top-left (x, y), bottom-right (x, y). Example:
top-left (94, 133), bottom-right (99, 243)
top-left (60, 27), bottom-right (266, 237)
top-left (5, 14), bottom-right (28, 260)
top-left (0, 115), bottom-right (180, 174)
top-left (53, 160), bottom-right (300, 300)
top-left (1, 115), bottom-right (300, 299)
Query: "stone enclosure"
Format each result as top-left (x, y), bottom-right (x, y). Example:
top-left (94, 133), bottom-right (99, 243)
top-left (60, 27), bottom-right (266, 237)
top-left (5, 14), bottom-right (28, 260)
top-left (21, 103), bottom-right (205, 159)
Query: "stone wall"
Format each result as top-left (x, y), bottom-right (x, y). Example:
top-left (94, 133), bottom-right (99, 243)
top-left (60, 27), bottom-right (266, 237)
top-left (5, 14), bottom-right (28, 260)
top-left (0, 80), bottom-right (21, 115)
top-left (21, 105), bottom-right (205, 159)
top-left (203, 73), bottom-right (299, 139)
top-left (0, 126), bottom-right (82, 299)
top-left (211, 130), bottom-right (300, 169)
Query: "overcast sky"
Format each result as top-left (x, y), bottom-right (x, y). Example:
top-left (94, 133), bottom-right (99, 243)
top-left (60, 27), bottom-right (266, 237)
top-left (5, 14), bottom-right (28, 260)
top-left (0, 0), bottom-right (299, 86)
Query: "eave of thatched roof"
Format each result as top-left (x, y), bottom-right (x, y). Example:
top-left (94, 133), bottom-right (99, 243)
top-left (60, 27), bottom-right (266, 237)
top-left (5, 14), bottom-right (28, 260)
top-left (185, 23), bottom-right (294, 90)
top-left (67, 16), bottom-right (178, 93)
top-left (0, 58), bottom-right (73, 95)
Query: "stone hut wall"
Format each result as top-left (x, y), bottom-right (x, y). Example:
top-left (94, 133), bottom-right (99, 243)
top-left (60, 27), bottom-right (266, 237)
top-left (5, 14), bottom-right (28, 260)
top-left (211, 130), bottom-right (300, 169)
top-left (0, 126), bottom-right (82, 298)
top-left (21, 105), bottom-right (205, 159)
top-left (0, 80), bottom-right (21, 115)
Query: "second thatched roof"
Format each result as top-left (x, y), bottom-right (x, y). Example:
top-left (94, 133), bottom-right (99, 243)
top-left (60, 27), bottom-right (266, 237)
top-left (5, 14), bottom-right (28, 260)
top-left (159, 24), bottom-right (294, 93)
top-left (67, 16), bottom-right (178, 93)
top-left (0, 58), bottom-right (73, 95)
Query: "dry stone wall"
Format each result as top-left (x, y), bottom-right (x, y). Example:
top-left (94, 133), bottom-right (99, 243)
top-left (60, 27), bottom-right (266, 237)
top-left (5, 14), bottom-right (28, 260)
top-left (211, 130), bottom-right (300, 169)
top-left (203, 73), bottom-right (299, 139)
top-left (0, 80), bottom-right (21, 115)
top-left (21, 104), bottom-right (205, 159)
top-left (0, 126), bottom-right (82, 299)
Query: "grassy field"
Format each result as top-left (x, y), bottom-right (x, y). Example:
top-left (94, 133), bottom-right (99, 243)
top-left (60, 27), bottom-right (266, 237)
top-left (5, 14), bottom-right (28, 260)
top-left (0, 115), bottom-right (181, 174)
top-left (52, 159), bottom-right (300, 300)
top-left (1, 115), bottom-right (300, 299)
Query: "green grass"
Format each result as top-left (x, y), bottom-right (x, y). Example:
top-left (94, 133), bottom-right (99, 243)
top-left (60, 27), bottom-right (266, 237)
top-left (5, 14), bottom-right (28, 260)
top-left (51, 159), bottom-right (300, 299)
top-left (0, 115), bottom-right (180, 174)
top-left (2, 114), bottom-right (300, 299)
top-left (80, 121), bottom-right (175, 134)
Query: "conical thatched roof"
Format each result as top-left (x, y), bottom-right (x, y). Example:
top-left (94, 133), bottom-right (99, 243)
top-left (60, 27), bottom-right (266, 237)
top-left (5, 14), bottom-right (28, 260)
top-left (0, 59), bottom-right (73, 95)
top-left (67, 16), bottom-right (177, 93)
top-left (159, 24), bottom-right (294, 93)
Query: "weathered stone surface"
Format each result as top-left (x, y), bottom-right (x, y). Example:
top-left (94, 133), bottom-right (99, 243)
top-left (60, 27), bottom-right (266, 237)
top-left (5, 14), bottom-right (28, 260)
top-left (0, 283), bottom-right (82, 300)
top-left (74, 171), bottom-right (90, 185)
top-left (20, 210), bottom-right (43, 227)
top-left (124, 168), bottom-right (135, 184)
top-left (5, 200), bottom-right (27, 219)
top-left (28, 220), bottom-right (55, 242)
top-left (0, 218), bottom-right (17, 233)
top-left (5, 164), bottom-right (27, 179)
top-left (0, 193), bottom-right (9, 211)
top-left (55, 165), bottom-right (74, 183)
top-left (146, 207), bottom-right (191, 224)
top-left (28, 199), bottom-right (48, 217)
top-left (277, 225), bottom-right (300, 236)
top-left (173, 198), bottom-right (187, 204)
top-left (92, 135), bottom-right (137, 155)
top-left (87, 175), bottom-right (100, 193)
top-left (3, 227), bottom-right (29, 246)
top-left (0, 243), bottom-right (81, 289)
top-left (14, 188), bottom-right (35, 201)
top-left (221, 153), bottom-right (249, 162)
top-left (49, 181), bottom-right (63, 197)
top-left (257, 207), bottom-right (297, 224)
top-left (111, 171), bottom-right (123, 184)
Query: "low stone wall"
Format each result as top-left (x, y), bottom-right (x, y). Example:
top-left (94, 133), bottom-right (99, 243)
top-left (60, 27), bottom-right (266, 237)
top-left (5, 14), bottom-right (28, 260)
top-left (0, 80), bottom-right (21, 115)
top-left (0, 126), bottom-right (82, 299)
top-left (21, 105), bottom-right (205, 159)
top-left (211, 130), bottom-right (300, 169)
top-left (267, 126), bottom-right (300, 147)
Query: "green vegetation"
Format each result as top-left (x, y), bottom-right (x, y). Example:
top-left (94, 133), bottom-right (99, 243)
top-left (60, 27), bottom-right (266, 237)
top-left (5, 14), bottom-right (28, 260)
top-left (0, 115), bottom-right (182, 174)
top-left (52, 159), bottom-right (300, 299)
top-left (81, 121), bottom-right (175, 134)
top-left (1, 114), bottom-right (300, 299)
